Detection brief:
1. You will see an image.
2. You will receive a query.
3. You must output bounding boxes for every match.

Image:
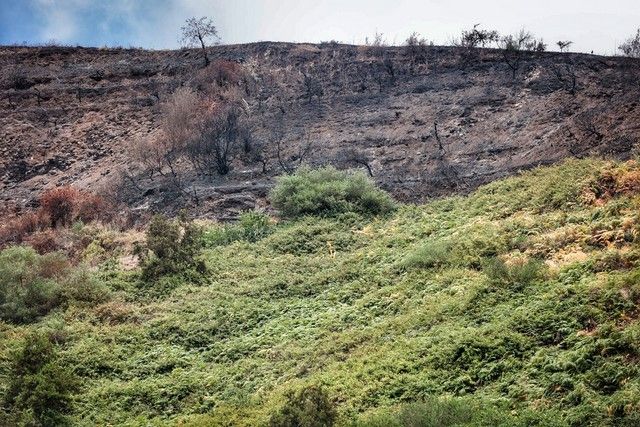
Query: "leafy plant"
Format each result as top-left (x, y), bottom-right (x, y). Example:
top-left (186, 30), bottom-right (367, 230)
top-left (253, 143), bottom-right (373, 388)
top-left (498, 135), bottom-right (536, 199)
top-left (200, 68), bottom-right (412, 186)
top-left (0, 246), bottom-right (66, 323)
top-left (4, 332), bottom-right (78, 426)
top-left (269, 385), bottom-right (337, 427)
top-left (483, 257), bottom-right (545, 290)
top-left (137, 214), bottom-right (206, 281)
top-left (400, 240), bottom-right (452, 270)
top-left (203, 211), bottom-right (272, 247)
top-left (270, 166), bottom-right (395, 218)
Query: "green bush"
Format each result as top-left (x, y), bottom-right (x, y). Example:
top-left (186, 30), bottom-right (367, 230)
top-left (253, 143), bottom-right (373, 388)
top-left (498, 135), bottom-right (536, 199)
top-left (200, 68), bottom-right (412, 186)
top-left (203, 211), bottom-right (272, 247)
top-left (138, 214), bottom-right (206, 281)
top-left (0, 246), bottom-right (67, 323)
top-left (238, 210), bottom-right (272, 242)
top-left (270, 166), bottom-right (395, 218)
top-left (269, 385), bottom-right (337, 427)
top-left (62, 268), bottom-right (111, 306)
top-left (483, 257), bottom-right (545, 291)
top-left (354, 397), bottom-right (561, 426)
top-left (4, 332), bottom-right (78, 426)
top-left (0, 246), bottom-right (110, 323)
top-left (401, 240), bottom-right (452, 270)
top-left (266, 218), bottom-right (360, 256)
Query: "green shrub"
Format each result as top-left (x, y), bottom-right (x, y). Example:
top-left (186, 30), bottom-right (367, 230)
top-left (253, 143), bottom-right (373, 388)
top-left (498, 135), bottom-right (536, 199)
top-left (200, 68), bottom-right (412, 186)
top-left (138, 214), bottom-right (206, 281)
top-left (269, 385), bottom-right (337, 427)
top-left (0, 246), bottom-right (67, 323)
top-left (0, 246), bottom-right (110, 323)
top-left (395, 398), bottom-right (476, 427)
top-left (4, 332), bottom-right (78, 426)
top-left (354, 397), bottom-right (561, 426)
top-left (270, 166), bottom-right (395, 218)
top-left (266, 218), bottom-right (359, 256)
top-left (238, 210), bottom-right (272, 242)
top-left (483, 257), bottom-right (544, 290)
top-left (203, 211), bottom-right (272, 247)
top-left (401, 240), bottom-right (452, 270)
top-left (62, 268), bottom-right (111, 306)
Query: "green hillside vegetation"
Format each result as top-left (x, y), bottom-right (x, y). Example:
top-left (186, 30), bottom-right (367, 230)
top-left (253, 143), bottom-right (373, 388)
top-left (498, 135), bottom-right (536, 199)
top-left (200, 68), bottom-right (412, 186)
top-left (1, 161), bottom-right (640, 426)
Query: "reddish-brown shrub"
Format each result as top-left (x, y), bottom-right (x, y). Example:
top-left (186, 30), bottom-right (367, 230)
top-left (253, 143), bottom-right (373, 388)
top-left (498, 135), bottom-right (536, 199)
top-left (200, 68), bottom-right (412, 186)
top-left (0, 211), bottom-right (49, 246)
top-left (617, 170), bottom-right (640, 195)
top-left (24, 229), bottom-right (64, 255)
top-left (40, 186), bottom-right (81, 227)
top-left (75, 193), bottom-right (107, 223)
top-left (0, 187), bottom-right (110, 251)
top-left (39, 186), bottom-right (108, 227)
top-left (212, 60), bottom-right (245, 86)
top-left (582, 164), bottom-right (640, 205)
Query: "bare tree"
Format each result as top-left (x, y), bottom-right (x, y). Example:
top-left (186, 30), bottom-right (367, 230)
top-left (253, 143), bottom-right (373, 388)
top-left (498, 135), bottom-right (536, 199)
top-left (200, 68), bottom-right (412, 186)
top-left (129, 87), bottom-right (202, 202)
top-left (336, 148), bottom-right (374, 177)
top-left (459, 24), bottom-right (500, 49)
top-left (500, 30), bottom-right (545, 79)
top-left (574, 109), bottom-right (603, 140)
top-left (187, 101), bottom-right (250, 175)
top-left (619, 28), bottom-right (640, 58)
top-left (557, 41), bottom-right (573, 53)
top-left (277, 132), bottom-right (315, 175)
top-left (405, 32), bottom-right (430, 70)
top-left (180, 17), bottom-right (220, 66)
top-left (366, 32), bottom-right (387, 59)
top-left (454, 24), bottom-right (500, 65)
top-left (302, 71), bottom-right (324, 103)
top-left (433, 122), bottom-right (443, 151)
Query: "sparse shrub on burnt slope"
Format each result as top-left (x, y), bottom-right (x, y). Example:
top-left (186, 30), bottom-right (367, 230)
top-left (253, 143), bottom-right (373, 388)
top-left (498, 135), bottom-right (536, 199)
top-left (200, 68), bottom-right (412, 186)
top-left (40, 186), bottom-right (108, 227)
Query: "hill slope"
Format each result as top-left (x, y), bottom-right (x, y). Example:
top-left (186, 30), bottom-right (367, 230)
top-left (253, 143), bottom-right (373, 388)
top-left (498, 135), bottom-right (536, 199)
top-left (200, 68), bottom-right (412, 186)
top-left (2, 159), bottom-right (640, 425)
top-left (1, 43), bottom-right (640, 218)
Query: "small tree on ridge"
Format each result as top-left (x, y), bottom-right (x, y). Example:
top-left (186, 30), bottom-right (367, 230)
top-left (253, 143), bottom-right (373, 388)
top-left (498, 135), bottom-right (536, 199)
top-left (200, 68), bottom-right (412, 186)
top-left (180, 16), bottom-right (220, 66)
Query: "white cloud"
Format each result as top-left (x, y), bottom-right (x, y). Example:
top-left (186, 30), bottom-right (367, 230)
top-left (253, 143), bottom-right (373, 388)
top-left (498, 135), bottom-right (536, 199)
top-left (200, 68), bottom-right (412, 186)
top-left (32, 0), bottom-right (79, 42)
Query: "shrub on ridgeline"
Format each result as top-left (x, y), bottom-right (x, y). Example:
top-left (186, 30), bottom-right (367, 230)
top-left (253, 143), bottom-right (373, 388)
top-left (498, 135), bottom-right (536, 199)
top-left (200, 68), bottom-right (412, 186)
top-left (269, 385), bottom-right (337, 427)
top-left (619, 28), bottom-right (640, 58)
top-left (3, 332), bottom-right (78, 426)
top-left (270, 166), bottom-right (395, 218)
top-left (137, 214), bottom-right (206, 281)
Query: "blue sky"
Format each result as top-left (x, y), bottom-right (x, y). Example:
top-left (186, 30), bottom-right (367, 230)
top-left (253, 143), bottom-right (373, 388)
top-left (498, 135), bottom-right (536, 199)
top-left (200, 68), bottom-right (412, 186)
top-left (1, 0), bottom-right (639, 54)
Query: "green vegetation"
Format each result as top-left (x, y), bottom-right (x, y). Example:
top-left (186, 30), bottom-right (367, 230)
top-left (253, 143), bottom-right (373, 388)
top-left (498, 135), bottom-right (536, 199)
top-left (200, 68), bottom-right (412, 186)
top-left (270, 166), bottom-right (396, 218)
top-left (269, 385), bottom-right (337, 427)
top-left (3, 332), bottom-right (78, 426)
top-left (0, 246), bottom-right (108, 323)
top-left (203, 211), bottom-right (272, 247)
top-left (137, 214), bottom-right (206, 282)
top-left (1, 159), bottom-right (640, 425)
top-left (0, 246), bottom-right (66, 323)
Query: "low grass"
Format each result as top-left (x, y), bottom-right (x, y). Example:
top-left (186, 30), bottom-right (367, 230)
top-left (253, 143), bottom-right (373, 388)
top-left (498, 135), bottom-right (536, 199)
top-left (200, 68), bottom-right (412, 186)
top-left (2, 159), bottom-right (640, 425)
